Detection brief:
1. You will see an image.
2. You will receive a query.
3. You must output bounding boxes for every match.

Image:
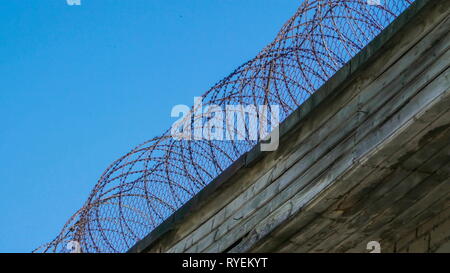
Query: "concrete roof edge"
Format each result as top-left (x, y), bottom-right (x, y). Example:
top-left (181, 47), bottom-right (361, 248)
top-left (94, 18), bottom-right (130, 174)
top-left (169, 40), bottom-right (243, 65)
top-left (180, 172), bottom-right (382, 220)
top-left (127, 0), bottom-right (431, 253)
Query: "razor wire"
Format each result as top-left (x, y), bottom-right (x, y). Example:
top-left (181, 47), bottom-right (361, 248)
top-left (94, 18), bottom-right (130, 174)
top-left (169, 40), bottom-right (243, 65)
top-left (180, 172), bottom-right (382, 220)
top-left (34, 0), bottom-right (415, 253)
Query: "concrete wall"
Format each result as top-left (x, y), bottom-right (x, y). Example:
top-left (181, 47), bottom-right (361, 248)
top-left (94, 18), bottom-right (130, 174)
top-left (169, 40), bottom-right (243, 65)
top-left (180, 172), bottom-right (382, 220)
top-left (393, 207), bottom-right (450, 253)
top-left (129, 0), bottom-right (450, 253)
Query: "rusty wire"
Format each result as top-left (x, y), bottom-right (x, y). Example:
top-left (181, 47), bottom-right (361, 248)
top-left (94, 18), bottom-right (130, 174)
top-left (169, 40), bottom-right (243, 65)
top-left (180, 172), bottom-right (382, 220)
top-left (34, 0), bottom-right (414, 253)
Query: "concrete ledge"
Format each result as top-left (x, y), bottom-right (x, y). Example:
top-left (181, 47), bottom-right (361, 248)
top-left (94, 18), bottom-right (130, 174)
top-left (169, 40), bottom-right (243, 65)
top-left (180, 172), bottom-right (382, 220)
top-left (127, 0), bottom-right (442, 253)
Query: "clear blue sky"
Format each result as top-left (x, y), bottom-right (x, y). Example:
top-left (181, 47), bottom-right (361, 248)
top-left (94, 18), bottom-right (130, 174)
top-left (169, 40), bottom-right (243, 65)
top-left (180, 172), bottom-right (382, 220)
top-left (0, 0), bottom-right (300, 252)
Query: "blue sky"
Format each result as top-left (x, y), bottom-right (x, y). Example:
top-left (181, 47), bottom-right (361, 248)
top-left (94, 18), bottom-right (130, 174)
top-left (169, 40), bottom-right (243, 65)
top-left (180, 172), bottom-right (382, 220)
top-left (0, 0), bottom-right (300, 252)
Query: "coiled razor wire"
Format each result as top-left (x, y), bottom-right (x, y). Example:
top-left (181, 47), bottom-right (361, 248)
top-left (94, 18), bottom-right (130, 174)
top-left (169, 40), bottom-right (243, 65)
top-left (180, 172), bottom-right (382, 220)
top-left (35, 0), bottom-right (415, 253)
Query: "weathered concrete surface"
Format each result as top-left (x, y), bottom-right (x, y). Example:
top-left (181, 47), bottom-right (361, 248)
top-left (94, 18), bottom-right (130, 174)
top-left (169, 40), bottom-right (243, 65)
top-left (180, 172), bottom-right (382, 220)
top-left (128, 0), bottom-right (450, 253)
